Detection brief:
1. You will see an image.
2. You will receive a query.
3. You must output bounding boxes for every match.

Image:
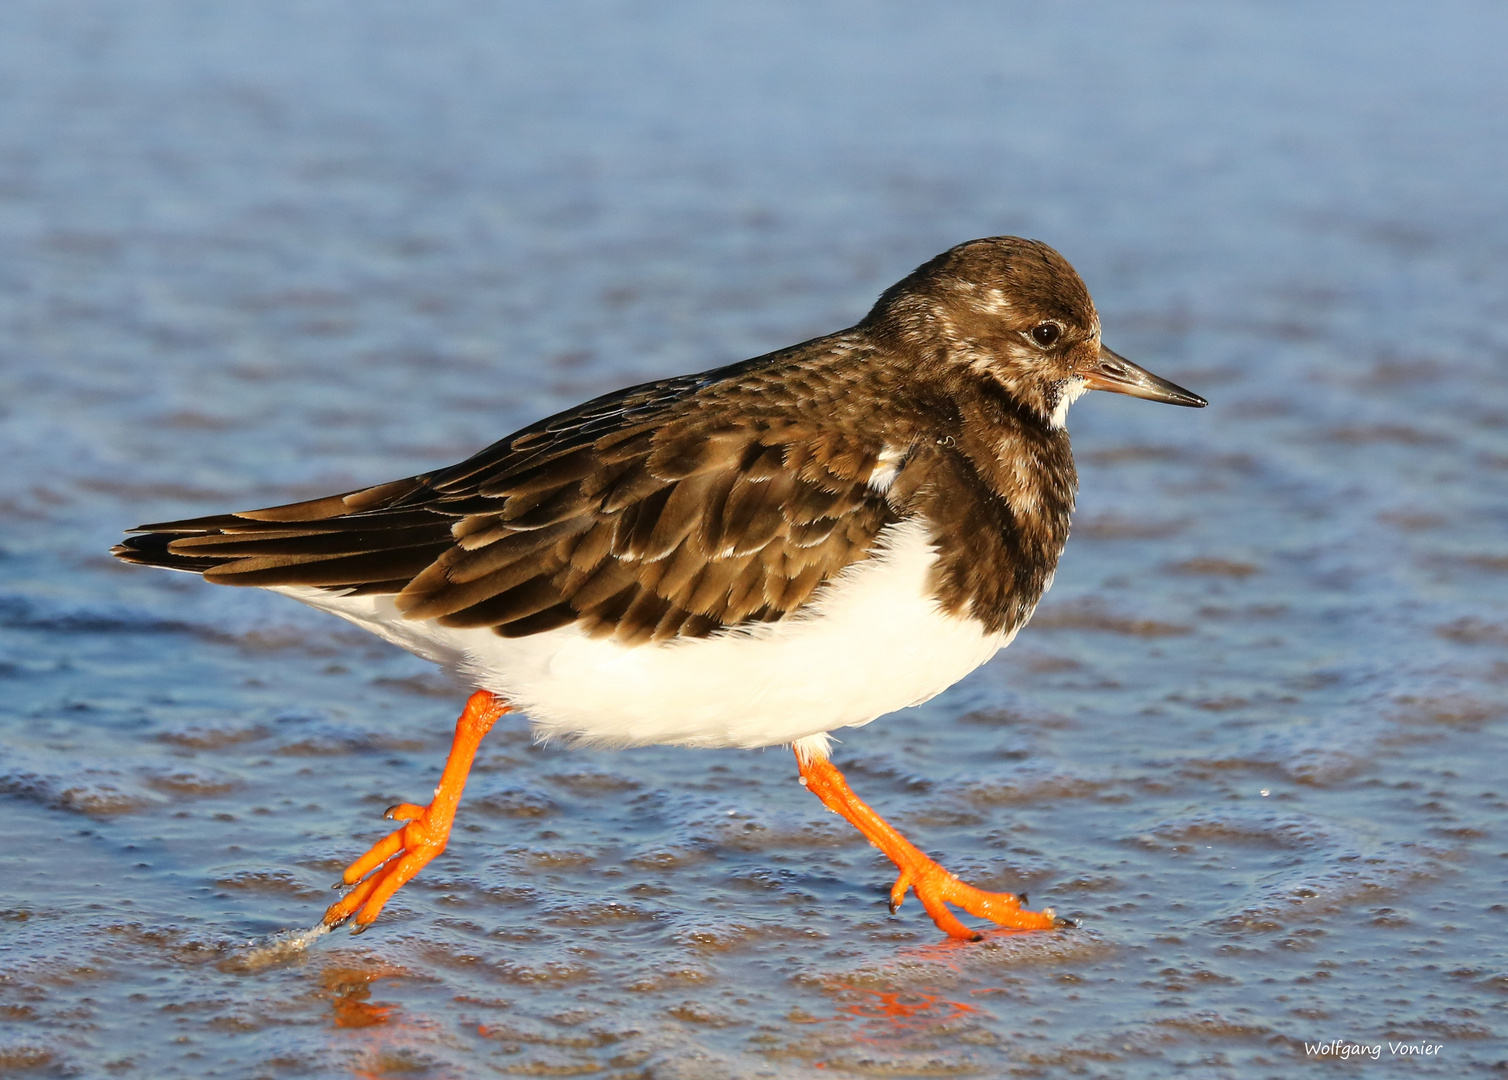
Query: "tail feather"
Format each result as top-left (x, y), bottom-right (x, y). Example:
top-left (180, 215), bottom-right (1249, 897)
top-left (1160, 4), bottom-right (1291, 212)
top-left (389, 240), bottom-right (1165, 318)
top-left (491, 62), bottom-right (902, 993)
top-left (111, 533), bottom-right (229, 574)
top-left (111, 477), bottom-right (451, 593)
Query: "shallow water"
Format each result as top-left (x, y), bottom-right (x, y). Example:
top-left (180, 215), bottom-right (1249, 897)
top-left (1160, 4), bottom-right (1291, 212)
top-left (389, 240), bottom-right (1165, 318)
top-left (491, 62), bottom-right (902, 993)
top-left (2, 1), bottom-right (1507, 1076)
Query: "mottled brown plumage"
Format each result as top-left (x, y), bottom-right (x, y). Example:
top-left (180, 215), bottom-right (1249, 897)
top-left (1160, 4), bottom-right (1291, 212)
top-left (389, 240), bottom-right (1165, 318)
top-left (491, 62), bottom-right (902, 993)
top-left (114, 237), bottom-right (1198, 647)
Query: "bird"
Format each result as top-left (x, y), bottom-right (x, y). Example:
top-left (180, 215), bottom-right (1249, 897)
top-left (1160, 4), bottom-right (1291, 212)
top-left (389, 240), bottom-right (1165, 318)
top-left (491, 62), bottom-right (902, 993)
top-left (113, 236), bottom-right (1205, 941)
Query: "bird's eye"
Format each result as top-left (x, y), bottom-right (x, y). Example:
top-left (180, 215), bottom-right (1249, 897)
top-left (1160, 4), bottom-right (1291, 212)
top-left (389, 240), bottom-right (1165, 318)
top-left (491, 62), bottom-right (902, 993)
top-left (1030, 322), bottom-right (1062, 348)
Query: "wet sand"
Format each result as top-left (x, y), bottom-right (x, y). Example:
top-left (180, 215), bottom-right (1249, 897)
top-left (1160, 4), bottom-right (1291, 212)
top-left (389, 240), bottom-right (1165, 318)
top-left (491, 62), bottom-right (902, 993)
top-left (2, 2), bottom-right (1507, 1076)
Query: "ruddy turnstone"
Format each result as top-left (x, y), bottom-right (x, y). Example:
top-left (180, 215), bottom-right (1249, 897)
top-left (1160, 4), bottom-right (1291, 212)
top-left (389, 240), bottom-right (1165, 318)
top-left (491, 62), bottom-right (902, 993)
top-left (114, 237), bottom-right (1205, 940)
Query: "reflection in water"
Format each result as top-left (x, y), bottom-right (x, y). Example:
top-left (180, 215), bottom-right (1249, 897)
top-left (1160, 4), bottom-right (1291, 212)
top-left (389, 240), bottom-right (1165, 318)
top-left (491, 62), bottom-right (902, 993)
top-left (326, 967), bottom-right (397, 1030)
top-left (322, 964), bottom-right (428, 1080)
top-left (829, 984), bottom-right (986, 1042)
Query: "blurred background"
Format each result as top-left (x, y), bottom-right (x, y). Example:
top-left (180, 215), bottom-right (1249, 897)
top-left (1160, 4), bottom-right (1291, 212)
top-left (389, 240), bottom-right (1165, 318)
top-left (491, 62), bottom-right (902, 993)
top-left (2, 1), bottom-right (1506, 1076)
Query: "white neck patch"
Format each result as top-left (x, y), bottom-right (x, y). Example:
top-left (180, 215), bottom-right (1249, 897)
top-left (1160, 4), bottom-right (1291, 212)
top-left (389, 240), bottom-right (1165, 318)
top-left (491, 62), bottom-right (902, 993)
top-left (1049, 379), bottom-right (1088, 430)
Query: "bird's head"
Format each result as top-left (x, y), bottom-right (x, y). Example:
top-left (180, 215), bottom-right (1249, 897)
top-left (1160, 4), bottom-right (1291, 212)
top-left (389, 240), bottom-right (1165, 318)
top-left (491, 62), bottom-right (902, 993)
top-left (865, 236), bottom-right (1206, 428)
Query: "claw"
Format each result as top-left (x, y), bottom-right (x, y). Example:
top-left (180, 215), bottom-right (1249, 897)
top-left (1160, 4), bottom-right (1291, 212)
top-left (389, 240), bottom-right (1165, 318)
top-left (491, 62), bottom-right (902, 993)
top-left (325, 908), bottom-right (348, 927)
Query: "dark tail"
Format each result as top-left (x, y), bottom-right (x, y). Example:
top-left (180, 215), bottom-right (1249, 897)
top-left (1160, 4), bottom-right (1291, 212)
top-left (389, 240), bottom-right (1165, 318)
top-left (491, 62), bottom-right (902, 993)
top-left (111, 476), bottom-right (450, 593)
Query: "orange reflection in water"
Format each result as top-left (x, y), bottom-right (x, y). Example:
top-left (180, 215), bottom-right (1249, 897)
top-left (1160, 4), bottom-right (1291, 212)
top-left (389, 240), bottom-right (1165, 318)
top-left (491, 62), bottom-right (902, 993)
top-left (809, 931), bottom-right (1034, 1046)
top-left (816, 981), bottom-right (991, 1047)
top-left (320, 961), bottom-right (432, 1079)
top-left (837, 987), bottom-right (983, 1031)
top-left (332, 996), bottom-right (394, 1030)
top-left (324, 964), bottom-right (403, 1029)
top-left (801, 974), bottom-right (1007, 1071)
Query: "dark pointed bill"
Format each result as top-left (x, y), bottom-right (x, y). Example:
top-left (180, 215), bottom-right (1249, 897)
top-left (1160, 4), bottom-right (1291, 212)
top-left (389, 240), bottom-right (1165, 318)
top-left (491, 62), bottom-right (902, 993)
top-left (1082, 344), bottom-right (1207, 407)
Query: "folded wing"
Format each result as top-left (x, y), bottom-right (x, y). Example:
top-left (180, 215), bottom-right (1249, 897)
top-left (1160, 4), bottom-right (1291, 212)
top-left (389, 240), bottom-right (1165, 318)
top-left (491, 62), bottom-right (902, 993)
top-left (114, 372), bottom-right (899, 645)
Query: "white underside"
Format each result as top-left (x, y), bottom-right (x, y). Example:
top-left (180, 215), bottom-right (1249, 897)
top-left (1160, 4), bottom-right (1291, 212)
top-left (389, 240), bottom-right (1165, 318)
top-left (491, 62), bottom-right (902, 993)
top-left (270, 517), bottom-right (1022, 752)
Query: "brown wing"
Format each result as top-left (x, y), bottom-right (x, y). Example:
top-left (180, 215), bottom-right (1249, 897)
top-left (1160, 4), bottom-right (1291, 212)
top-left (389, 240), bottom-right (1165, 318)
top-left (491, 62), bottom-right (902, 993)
top-left (114, 365), bottom-right (900, 645)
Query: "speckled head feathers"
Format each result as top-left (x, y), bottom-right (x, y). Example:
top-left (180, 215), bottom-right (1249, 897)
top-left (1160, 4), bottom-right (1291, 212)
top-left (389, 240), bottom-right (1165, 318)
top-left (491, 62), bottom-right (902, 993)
top-left (862, 237), bottom-right (1105, 426)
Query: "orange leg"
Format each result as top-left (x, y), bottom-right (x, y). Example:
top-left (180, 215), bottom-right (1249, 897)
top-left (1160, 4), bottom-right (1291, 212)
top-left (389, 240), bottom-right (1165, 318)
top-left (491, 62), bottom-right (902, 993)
top-left (795, 748), bottom-right (1065, 941)
top-left (324, 690), bottom-right (510, 932)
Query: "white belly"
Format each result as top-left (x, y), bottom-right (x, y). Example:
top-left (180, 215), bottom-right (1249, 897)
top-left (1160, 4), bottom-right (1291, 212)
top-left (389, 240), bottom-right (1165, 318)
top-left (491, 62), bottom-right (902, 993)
top-left (271, 517), bottom-right (1019, 751)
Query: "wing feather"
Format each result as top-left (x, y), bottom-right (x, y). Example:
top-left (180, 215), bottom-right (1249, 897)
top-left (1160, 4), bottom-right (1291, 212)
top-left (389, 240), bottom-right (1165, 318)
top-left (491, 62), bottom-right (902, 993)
top-left (113, 351), bottom-right (903, 642)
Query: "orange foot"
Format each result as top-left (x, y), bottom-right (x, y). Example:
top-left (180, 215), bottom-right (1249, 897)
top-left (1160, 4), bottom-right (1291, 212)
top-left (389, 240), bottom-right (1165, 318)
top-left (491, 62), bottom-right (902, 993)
top-left (795, 749), bottom-right (1070, 941)
top-left (324, 690), bottom-right (509, 933)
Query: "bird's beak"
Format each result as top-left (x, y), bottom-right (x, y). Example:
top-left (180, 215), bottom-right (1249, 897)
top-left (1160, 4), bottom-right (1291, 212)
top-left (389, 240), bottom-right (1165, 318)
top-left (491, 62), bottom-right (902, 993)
top-left (1082, 344), bottom-right (1207, 407)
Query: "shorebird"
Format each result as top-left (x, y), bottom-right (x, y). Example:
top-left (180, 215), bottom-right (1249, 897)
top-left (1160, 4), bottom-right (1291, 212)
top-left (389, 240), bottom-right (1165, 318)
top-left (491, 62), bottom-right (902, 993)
top-left (115, 236), bottom-right (1205, 940)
